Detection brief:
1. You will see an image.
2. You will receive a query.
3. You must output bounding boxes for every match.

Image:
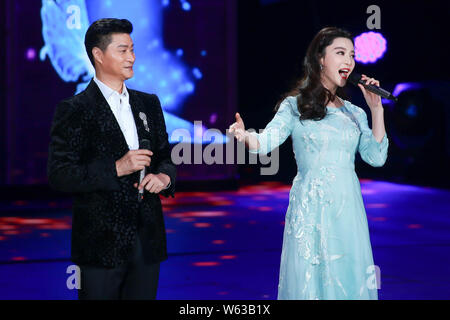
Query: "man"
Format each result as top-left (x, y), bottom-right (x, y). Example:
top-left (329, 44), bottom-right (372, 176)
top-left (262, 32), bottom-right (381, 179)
top-left (47, 18), bottom-right (176, 300)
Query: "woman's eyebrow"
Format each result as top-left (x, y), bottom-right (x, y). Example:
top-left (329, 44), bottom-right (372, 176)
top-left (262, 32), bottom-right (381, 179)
top-left (333, 46), bottom-right (355, 53)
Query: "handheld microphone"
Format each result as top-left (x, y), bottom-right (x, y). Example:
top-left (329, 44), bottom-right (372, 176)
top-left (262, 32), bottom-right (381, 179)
top-left (348, 72), bottom-right (397, 102)
top-left (138, 139), bottom-right (151, 202)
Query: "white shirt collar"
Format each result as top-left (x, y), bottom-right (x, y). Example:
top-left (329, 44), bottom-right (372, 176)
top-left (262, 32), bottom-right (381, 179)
top-left (93, 75), bottom-right (128, 101)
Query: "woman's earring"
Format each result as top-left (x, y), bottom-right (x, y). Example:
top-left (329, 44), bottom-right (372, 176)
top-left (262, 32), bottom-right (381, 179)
top-left (320, 64), bottom-right (323, 71)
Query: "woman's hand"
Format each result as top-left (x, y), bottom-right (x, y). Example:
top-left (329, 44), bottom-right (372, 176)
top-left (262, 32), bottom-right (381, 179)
top-left (358, 75), bottom-right (386, 143)
top-left (228, 113), bottom-right (247, 143)
top-left (228, 113), bottom-right (261, 151)
top-left (358, 74), bottom-right (383, 111)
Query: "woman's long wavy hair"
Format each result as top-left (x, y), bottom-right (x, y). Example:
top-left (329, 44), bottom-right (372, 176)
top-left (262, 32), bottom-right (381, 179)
top-left (277, 27), bottom-right (353, 121)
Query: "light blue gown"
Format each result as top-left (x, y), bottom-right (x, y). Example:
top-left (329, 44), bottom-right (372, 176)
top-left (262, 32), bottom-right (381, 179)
top-left (249, 96), bottom-right (388, 300)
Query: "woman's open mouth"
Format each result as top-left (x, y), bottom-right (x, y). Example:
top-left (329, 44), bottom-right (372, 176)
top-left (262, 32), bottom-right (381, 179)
top-left (338, 68), bottom-right (350, 79)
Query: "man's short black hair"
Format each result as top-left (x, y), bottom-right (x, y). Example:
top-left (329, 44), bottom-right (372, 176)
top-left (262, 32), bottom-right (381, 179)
top-left (84, 18), bottom-right (133, 68)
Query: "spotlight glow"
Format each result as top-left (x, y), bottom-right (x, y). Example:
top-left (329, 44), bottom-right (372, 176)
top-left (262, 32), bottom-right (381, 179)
top-left (26, 48), bottom-right (36, 60)
top-left (354, 32), bottom-right (387, 64)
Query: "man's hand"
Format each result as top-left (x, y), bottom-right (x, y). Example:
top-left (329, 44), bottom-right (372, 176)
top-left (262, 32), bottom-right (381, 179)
top-left (134, 173), bottom-right (170, 194)
top-left (115, 149), bottom-right (153, 177)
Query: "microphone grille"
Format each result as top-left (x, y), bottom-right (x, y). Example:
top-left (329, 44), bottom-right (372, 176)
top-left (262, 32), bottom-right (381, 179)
top-left (348, 72), bottom-right (361, 85)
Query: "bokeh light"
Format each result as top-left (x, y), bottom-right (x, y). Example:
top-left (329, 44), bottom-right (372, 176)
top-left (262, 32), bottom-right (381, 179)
top-left (354, 31), bottom-right (387, 64)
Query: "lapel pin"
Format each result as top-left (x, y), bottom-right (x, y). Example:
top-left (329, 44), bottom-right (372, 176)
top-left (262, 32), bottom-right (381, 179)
top-left (139, 112), bottom-right (150, 132)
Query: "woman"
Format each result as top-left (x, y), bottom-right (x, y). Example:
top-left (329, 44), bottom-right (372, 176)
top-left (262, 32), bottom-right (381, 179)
top-left (229, 27), bottom-right (388, 299)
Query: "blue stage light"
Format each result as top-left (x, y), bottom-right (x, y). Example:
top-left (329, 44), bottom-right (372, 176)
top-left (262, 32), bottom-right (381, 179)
top-left (40, 0), bottom-right (227, 144)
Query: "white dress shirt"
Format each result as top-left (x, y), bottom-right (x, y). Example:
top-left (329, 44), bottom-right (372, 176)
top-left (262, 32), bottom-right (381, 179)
top-left (93, 76), bottom-right (171, 190)
top-left (94, 76), bottom-right (139, 150)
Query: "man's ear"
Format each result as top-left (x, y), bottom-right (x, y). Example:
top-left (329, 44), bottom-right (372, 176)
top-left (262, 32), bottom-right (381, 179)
top-left (92, 47), bottom-right (103, 67)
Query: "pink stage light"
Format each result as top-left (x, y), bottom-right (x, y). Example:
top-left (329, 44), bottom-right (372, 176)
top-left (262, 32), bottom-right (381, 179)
top-left (354, 32), bottom-right (387, 64)
top-left (220, 255), bottom-right (236, 260)
top-left (193, 261), bottom-right (220, 267)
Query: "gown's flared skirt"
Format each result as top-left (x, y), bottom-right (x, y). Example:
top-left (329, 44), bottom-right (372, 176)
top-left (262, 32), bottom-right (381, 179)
top-left (277, 169), bottom-right (378, 300)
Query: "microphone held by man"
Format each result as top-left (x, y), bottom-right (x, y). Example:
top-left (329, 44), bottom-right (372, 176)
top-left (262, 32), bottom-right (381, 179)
top-left (114, 143), bottom-right (170, 195)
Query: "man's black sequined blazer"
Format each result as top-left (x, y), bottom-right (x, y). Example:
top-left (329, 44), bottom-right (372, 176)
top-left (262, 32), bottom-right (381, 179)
top-left (47, 80), bottom-right (176, 268)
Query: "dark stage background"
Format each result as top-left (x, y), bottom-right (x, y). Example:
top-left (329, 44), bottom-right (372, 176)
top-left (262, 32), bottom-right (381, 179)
top-left (1, 0), bottom-right (449, 195)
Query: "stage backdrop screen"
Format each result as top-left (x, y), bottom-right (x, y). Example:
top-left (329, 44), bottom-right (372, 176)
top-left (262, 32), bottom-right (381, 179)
top-left (4, 0), bottom-right (237, 185)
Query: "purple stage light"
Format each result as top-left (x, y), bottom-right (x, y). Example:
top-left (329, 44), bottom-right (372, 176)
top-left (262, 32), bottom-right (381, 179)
top-left (209, 113), bottom-right (218, 124)
top-left (382, 82), bottom-right (424, 105)
top-left (26, 48), bottom-right (36, 60)
top-left (392, 82), bottom-right (423, 97)
top-left (354, 32), bottom-right (387, 64)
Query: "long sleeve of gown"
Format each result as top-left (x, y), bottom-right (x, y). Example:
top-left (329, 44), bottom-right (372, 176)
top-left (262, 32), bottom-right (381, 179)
top-left (355, 107), bottom-right (389, 167)
top-left (248, 97), bottom-right (296, 155)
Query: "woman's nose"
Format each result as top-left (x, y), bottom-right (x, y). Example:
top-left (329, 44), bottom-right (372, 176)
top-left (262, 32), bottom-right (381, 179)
top-left (346, 54), bottom-right (354, 65)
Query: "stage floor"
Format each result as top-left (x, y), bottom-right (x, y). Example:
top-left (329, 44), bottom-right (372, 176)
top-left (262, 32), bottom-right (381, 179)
top-left (0, 180), bottom-right (449, 300)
